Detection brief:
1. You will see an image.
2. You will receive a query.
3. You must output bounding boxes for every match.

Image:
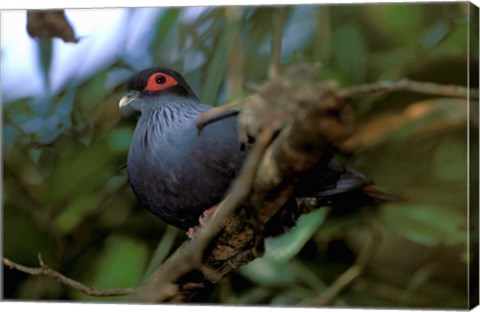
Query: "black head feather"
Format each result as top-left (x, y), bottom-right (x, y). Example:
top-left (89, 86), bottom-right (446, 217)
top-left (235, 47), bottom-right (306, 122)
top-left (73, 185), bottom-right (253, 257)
top-left (127, 67), bottom-right (199, 101)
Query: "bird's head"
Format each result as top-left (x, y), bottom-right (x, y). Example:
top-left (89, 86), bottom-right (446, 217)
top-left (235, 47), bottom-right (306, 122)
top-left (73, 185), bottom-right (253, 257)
top-left (119, 67), bottom-right (199, 114)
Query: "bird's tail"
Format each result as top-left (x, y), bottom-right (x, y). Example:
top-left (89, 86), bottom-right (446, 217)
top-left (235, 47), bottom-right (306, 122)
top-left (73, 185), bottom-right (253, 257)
top-left (265, 159), bottom-right (403, 237)
top-left (360, 185), bottom-right (404, 203)
top-left (307, 163), bottom-right (404, 209)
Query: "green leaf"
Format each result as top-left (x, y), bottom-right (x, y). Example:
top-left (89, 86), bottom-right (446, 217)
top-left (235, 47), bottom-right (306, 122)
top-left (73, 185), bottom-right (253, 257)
top-left (37, 37), bottom-right (53, 92)
top-left (74, 236), bottom-right (148, 302)
top-left (289, 259), bottom-right (329, 291)
top-left (232, 287), bottom-right (273, 305)
top-left (3, 208), bottom-right (54, 264)
top-left (108, 127), bottom-right (133, 152)
top-left (141, 226), bottom-right (179, 282)
top-left (427, 20), bottom-right (469, 57)
top-left (432, 137), bottom-right (467, 182)
top-left (202, 17), bottom-right (228, 104)
top-left (330, 24), bottom-right (367, 84)
top-left (382, 203), bottom-right (466, 246)
top-left (241, 208), bottom-right (332, 289)
top-left (265, 208), bottom-right (329, 264)
top-left (47, 141), bottom-right (116, 205)
top-left (369, 3), bottom-right (423, 44)
top-left (76, 67), bottom-right (123, 112)
top-left (421, 21), bottom-right (450, 50)
top-left (149, 9), bottom-right (182, 64)
top-left (51, 194), bottom-right (100, 236)
top-left (239, 257), bottom-right (297, 286)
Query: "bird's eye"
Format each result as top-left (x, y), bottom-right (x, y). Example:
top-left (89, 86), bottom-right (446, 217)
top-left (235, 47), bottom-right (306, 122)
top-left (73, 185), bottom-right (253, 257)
top-left (156, 75), bottom-right (166, 84)
top-left (144, 72), bottom-right (178, 91)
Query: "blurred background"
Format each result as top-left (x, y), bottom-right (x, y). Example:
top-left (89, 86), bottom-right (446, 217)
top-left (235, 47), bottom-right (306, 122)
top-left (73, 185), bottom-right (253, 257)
top-left (2, 3), bottom-right (478, 308)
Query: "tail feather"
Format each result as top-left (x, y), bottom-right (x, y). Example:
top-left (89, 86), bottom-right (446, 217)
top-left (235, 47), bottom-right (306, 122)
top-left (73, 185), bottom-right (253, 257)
top-left (307, 160), bottom-right (403, 208)
top-left (265, 156), bottom-right (402, 236)
top-left (361, 185), bottom-right (405, 202)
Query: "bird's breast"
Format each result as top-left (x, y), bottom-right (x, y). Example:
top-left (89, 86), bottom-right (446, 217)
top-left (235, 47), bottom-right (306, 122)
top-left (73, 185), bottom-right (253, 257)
top-left (126, 108), bottom-right (243, 229)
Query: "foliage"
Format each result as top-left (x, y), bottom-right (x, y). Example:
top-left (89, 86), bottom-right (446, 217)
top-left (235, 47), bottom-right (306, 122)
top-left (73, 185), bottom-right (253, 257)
top-left (2, 3), bottom-right (477, 308)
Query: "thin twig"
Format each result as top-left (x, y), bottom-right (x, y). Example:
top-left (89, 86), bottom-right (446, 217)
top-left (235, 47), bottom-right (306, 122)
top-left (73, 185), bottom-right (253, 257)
top-left (2, 256), bottom-right (135, 297)
top-left (269, 7), bottom-right (288, 80)
top-left (191, 126), bottom-right (277, 252)
top-left (312, 218), bottom-right (381, 306)
top-left (337, 79), bottom-right (478, 100)
top-left (226, 7), bottom-right (245, 100)
top-left (141, 226), bottom-right (179, 283)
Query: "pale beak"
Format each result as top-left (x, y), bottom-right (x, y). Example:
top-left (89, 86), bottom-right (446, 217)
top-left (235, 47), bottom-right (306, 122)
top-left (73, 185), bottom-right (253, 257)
top-left (119, 91), bottom-right (139, 115)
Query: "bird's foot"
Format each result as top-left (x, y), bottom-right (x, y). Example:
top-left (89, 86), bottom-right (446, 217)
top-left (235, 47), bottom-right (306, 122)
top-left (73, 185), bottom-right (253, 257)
top-left (198, 205), bottom-right (218, 226)
top-left (186, 205), bottom-right (219, 239)
top-left (187, 227), bottom-right (198, 239)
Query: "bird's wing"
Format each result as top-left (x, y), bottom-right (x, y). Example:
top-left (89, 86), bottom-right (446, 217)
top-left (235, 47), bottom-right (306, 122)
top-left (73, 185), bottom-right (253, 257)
top-left (194, 111), bottom-right (247, 181)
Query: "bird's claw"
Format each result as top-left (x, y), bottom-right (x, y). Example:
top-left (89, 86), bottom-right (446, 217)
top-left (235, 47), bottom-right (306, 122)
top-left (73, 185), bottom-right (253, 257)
top-left (186, 227), bottom-right (197, 239)
top-left (186, 205), bottom-right (218, 239)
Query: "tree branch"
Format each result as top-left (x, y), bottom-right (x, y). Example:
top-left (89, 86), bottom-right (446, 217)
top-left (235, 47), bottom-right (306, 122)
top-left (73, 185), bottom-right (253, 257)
top-left (2, 255), bottom-right (134, 297)
top-left (269, 7), bottom-right (288, 80)
top-left (337, 79), bottom-right (478, 100)
top-left (6, 65), bottom-right (475, 303)
top-left (4, 65), bottom-right (350, 303)
top-left (131, 69), bottom-right (354, 303)
top-left (311, 217), bottom-right (381, 306)
top-left (196, 98), bottom-right (247, 132)
top-left (131, 126), bottom-right (277, 302)
top-left (197, 78), bottom-right (476, 137)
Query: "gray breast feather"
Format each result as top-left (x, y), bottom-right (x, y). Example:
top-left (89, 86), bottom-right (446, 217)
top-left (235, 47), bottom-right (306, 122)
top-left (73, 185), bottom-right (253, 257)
top-left (127, 103), bottom-right (246, 229)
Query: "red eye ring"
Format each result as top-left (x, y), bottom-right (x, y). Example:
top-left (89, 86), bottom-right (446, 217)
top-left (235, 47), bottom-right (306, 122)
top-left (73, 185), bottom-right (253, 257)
top-left (144, 73), bottom-right (178, 91)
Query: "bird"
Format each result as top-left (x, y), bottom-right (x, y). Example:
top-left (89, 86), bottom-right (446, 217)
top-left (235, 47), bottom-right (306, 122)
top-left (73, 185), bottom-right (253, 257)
top-left (119, 67), bottom-right (393, 237)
